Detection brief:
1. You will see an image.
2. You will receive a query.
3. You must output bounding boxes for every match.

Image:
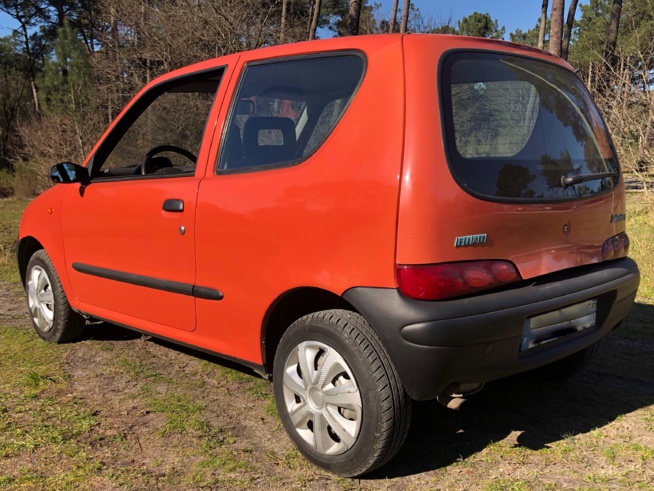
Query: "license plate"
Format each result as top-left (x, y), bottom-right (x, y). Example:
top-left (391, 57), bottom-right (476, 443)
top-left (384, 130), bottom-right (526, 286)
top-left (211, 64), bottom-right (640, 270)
top-left (521, 299), bottom-right (597, 351)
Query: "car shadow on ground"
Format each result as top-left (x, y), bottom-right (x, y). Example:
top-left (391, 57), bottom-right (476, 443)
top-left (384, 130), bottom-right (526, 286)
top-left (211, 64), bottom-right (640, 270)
top-left (81, 320), bottom-right (142, 342)
top-left (80, 302), bottom-right (653, 480)
top-left (367, 301), bottom-right (654, 479)
top-left (81, 320), bottom-right (265, 377)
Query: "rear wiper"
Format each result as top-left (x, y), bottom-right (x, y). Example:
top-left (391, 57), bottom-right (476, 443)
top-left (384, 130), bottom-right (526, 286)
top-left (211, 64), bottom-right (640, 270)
top-left (561, 172), bottom-right (618, 188)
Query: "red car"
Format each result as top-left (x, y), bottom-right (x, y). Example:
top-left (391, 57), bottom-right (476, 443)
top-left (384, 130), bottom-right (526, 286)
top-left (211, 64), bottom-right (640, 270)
top-left (18, 34), bottom-right (639, 476)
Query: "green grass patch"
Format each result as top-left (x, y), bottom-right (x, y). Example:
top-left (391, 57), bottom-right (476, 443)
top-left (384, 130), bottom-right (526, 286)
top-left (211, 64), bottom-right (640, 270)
top-left (195, 451), bottom-right (255, 473)
top-left (215, 364), bottom-right (277, 417)
top-left (483, 479), bottom-right (532, 491)
top-left (643, 411), bottom-right (654, 431)
top-left (0, 326), bottom-right (100, 488)
top-left (626, 193), bottom-right (654, 302)
top-left (119, 357), bottom-right (173, 383)
top-left (0, 190), bottom-right (651, 490)
top-left (0, 327), bottom-right (67, 393)
top-left (148, 393), bottom-right (206, 435)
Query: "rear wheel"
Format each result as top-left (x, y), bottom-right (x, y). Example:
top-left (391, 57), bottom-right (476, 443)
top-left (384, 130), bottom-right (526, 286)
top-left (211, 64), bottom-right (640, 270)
top-left (26, 250), bottom-right (85, 343)
top-left (273, 309), bottom-right (411, 476)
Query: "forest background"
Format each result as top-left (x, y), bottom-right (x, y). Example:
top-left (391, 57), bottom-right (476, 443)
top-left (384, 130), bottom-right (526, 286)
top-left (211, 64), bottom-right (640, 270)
top-left (0, 0), bottom-right (652, 197)
top-left (0, 3), bottom-right (652, 488)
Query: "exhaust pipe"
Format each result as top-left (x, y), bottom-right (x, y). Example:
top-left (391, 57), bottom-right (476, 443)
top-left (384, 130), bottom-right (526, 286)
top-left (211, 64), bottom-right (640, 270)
top-left (437, 382), bottom-right (485, 410)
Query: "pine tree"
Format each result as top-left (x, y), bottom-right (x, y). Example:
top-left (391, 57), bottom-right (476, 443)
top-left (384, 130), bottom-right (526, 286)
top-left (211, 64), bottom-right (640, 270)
top-left (549, 0), bottom-right (564, 56)
top-left (458, 12), bottom-right (505, 39)
top-left (38, 20), bottom-right (94, 156)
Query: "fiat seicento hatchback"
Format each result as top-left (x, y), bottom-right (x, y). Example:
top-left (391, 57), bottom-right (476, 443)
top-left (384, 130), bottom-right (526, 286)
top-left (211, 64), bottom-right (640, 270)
top-left (18, 34), bottom-right (640, 476)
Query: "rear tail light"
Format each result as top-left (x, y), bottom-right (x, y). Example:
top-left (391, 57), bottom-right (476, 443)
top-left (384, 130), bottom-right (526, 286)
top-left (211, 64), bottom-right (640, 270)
top-left (396, 260), bottom-right (522, 301)
top-left (602, 232), bottom-right (630, 261)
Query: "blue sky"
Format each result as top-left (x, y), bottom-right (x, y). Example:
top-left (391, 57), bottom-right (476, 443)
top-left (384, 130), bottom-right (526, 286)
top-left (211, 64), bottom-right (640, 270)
top-left (0, 1), bottom-right (586, 40)
top-left (375, 0), bottom-right (588, 38)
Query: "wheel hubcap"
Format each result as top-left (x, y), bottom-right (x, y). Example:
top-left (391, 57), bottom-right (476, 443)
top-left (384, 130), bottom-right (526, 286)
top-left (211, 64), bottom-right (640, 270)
top-left (309, 388), bottom-right (325, 409)
top-left (282, 341), bottom-right (362, 456)
top-left (27, 265), bottom-right (55, 332)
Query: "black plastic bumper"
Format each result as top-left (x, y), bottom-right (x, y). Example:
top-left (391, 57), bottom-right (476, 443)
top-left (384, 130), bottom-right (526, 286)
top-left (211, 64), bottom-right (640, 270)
top-left (343, 257), bottom-right (640, 401)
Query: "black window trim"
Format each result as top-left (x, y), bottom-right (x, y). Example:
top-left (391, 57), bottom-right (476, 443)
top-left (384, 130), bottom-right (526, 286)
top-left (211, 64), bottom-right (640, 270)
top-left (86, 65), bottom-right (227, 183)
top-left (215, 50), bottom-right (368, 176)
top-left (438, 48), bottom-right (622, 205)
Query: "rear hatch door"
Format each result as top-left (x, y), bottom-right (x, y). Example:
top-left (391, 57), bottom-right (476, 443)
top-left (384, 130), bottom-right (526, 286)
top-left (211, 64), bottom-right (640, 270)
top-left (397, 38), bottom-right (626, 280)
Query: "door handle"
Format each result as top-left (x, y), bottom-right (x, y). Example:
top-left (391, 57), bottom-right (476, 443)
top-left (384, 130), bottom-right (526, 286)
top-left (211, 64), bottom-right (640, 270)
top-left (163, 199), bottom-right (184, 212)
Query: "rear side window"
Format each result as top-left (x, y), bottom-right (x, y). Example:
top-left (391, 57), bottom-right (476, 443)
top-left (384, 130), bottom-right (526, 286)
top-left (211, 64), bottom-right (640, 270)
top-left (441, 52), bottom-right (619, 201)
top-left (218, 54), bottom-right (364, 172)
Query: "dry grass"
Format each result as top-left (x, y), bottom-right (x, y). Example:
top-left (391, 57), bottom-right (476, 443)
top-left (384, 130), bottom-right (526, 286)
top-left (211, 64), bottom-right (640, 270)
top-left (0, 198), bottom-right (30, 284)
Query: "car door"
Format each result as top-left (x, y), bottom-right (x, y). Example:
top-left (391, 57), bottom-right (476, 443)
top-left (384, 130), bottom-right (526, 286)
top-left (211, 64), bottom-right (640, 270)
top-left (192, 49), bottom-right (398, 364)
top-left (61, 62), bottom-right (235, 333)
top-left (61, 177), bottom-right (200, 331)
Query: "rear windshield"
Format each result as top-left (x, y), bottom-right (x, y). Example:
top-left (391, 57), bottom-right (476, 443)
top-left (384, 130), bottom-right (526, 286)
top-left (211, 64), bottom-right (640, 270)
top-left (441, 52), bottom-right (619, 201)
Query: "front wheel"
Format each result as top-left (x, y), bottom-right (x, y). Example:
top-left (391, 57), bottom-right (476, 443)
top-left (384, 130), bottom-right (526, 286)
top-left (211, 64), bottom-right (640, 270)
top-left (273, 310), bottom-right (411, 476)
top-left (26, 250), bottom-right (85, 343)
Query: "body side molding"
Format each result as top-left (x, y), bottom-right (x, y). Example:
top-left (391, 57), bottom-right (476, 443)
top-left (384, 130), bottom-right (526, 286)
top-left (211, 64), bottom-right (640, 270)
top-left (72, 262), bottom-right (223, 300)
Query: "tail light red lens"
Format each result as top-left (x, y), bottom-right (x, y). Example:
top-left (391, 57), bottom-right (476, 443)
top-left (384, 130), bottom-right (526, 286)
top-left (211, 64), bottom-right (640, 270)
top-left (491, 262), bottom-right (520, 282)
top-left (462, 266), bottom-right (494, 287)
top-left (602, 232), bottom-right (630, 261)
top-left (396, 261), bottom-right (521, 301)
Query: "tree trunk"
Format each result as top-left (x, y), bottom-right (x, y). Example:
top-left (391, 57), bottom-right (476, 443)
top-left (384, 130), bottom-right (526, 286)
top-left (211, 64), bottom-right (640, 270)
top-left (538, 0), bottom-right (549, 50)
top-left (389, 0), bottom-right (399, 33)
top-left (561, 0), bottom-right (579, 60)
top-left (604, 0), bottom-right (623, 68)
top-left (82, 0), bottom-right (97, 55)
top-left (587, 62), bottom-right (593, 88)
top-left (141, 4), bottom-right (150, 85)
top-left (400, 0), bottom-right (410, 33)
top-left (280, 0), bottom-right (288, 42)
top-left (348, 0), bottom-right (362, 36)
top-left (620, 59), bottom-right (629, 115)
top-left (19, 23), bottom-right (40, 114)
top-left (308, 0), bottom-right (321, 40)
top-left (639, 95), bottom-right (653, 169)
top-left (54, 0), bottom-right (65, 28)
top-left (548, 0), bottom-right (564, 57)
top-left (307, 1), bottom-right (314, 38)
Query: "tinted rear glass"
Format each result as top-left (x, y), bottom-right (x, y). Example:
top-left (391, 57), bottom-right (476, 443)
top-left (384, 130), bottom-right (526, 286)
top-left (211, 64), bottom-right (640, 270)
top-left (441, 52), bottom-right (619, 201)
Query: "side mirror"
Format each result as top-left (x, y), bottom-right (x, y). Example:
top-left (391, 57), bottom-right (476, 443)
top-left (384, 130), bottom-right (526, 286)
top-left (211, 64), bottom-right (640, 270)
top-left (50, 162), bottom-right (90, 185)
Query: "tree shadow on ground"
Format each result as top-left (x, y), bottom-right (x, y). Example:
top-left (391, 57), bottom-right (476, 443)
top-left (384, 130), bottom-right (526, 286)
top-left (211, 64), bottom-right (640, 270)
top-left (367, 302), bottom-right (654, 479)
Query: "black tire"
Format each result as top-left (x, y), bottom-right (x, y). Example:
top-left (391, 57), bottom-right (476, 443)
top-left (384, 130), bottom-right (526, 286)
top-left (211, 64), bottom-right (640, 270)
top-left (25, 250), bottom-right (85, 343)
top-left (530, 340), bottom-right (602, 382)
top-left (273, 309), bottom-right (411, 476)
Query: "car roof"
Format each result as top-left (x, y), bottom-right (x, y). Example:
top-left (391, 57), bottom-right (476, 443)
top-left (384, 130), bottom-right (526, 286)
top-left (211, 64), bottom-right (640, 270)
top-left (149, 33), bottom-right (563, 85)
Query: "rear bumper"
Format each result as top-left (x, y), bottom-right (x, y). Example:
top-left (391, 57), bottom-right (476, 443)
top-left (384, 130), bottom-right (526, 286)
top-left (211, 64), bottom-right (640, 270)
top-left (343, 257), bottom-right (640, 401)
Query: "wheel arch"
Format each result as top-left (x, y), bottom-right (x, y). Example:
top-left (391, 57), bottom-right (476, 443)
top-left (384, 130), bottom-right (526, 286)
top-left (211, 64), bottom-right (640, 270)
top-left (17, 236), bottom-right (44, 285)
top-left (261, 287), bottom-right (357, 374)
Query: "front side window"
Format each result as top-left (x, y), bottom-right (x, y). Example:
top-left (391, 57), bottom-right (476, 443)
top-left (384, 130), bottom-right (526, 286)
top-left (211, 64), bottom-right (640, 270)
top-left (441, 52), bottom-right (619, 201)
top-left (91, 71), bottom-right (222, 179)
top-left (218, 54), bottom-right (365, 172)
